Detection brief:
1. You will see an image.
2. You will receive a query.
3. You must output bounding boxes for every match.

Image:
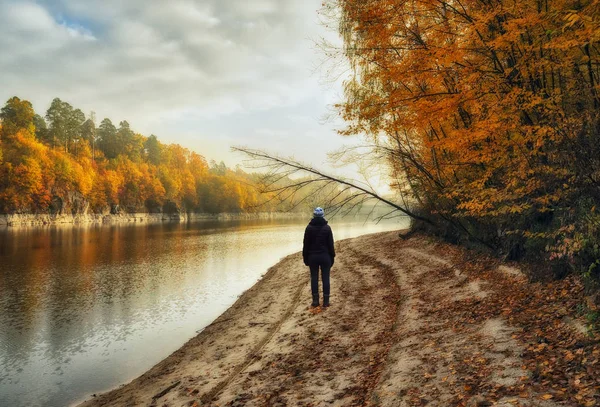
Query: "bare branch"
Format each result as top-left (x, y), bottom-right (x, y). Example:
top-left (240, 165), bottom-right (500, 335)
top-left (232, 146), bottom-right (435, 225)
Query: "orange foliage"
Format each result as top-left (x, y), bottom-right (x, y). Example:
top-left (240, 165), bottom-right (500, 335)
top-left (0, 97), bottom-right (268, 215)
top-left (332, 0), bottom-right (600, 254)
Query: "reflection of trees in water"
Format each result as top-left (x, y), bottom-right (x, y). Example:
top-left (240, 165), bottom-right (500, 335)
top-left (0, 223), bottom-right (222, 365)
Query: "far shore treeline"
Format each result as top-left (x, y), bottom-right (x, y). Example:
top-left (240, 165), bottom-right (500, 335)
top-left (0, 96), bottom-right (274, 215)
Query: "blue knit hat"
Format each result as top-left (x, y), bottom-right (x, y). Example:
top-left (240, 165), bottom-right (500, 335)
top-left (313, 207), bottom-right (324, 217)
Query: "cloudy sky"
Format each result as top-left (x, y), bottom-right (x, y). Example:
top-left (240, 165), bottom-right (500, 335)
top-left (0, 0), bottom-right (367, 176)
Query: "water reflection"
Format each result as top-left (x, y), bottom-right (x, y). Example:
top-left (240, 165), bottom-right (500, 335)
top-left (0, 218), bottom-right (407, 407)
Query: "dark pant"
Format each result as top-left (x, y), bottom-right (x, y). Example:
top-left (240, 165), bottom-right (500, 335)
top-left (308, 253), bottom-right (332, 297)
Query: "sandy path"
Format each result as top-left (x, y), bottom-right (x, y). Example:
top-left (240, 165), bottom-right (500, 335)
top-left (77, 253), bottom-right (310, 407)
top-left (78, 232), bottom-right (593, 407)
top-left (362, 234), bottom-right (564, 407)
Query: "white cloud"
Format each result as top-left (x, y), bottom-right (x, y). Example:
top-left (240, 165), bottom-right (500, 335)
top-left (0, 0), bottom-right (372, 183)
top-left (3, 2), bottom-right (56, 32)
top-left (63, 24), bottom-right (96, 41)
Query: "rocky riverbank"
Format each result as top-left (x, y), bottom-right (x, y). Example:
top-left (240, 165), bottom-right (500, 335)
top-left (75, 231), bottom-right (599, 407)
top-left (0, 212), bottom-right (302, 227)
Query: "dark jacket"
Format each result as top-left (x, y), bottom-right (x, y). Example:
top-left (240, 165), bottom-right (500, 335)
top-left (302, 217), bottom-right (335, 265)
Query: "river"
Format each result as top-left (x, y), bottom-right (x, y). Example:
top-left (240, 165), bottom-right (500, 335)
top-left (0, 217), bottom-right (408, 407)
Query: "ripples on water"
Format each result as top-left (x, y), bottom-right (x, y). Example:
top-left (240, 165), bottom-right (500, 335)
top-left (0, 218), bottom-right (408, 406)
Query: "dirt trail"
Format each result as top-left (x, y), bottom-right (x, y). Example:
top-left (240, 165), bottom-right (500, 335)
top-left (78, 232), bottom-right (595, 407)
top-left (363, 234), bottom-right (562, 407)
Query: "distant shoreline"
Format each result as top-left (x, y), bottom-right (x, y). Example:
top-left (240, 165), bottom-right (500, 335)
top-left (0, 212), bottom-right (304, 227)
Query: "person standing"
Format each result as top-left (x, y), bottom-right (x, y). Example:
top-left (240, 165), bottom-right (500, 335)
top-left (302, 207), bottom-right (335, 307)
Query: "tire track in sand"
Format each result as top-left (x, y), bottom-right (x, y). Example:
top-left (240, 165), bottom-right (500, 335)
top-left (199, 273), bottom-right (309, 404)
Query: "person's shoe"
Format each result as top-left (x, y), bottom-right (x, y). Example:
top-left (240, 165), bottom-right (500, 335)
top-left (311, 295), bottom-right (320, 307)
top-left (322, 296), bottom-right (330, 307)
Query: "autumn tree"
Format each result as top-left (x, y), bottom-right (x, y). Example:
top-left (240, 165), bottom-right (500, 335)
top-left (319, 0), bottom-right (600, 265)
top-left (0, 97), bottom-right (35, 139)
top-left (0, 97), bottom-right (285, 216)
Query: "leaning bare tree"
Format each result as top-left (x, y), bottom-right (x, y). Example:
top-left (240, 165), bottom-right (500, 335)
top-left (232, 146), bottom-right (435, 225)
